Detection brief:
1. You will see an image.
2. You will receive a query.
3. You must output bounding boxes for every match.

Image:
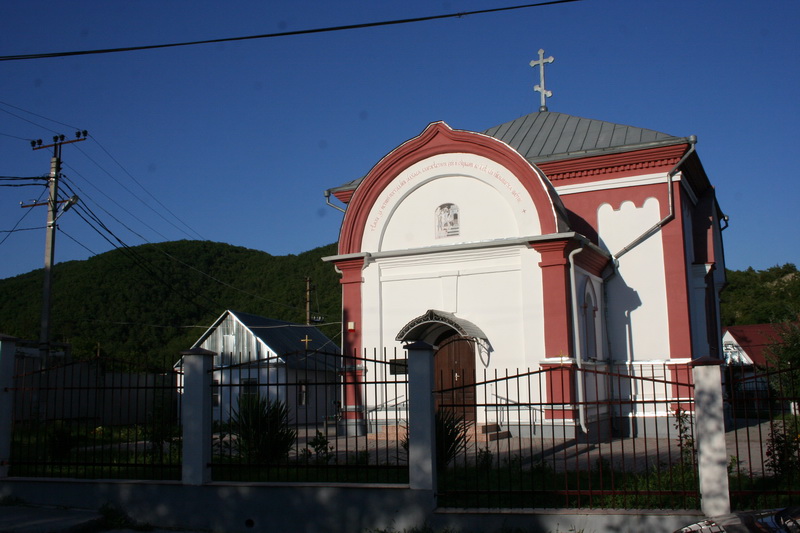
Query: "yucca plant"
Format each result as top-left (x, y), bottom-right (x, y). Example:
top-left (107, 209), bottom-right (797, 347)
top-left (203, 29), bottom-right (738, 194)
top-left (401, 408), bottom-right (473, 470)
top-left (230, 395), bottom-right (296, 464)
top-left (436, 408), bottom-right (472, 470)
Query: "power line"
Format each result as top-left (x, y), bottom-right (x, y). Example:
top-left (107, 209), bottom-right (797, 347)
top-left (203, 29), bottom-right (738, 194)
top-left (58, 228), bottom-right (97, 255)
top-left (0, 106), bottom-right (61, 135)
top-left (0, 1), bottom-right (581, 62)
top-left (61, 171), bottom-right (171, 241)
top-left (88, 137), bottom-right (206, 240)
top-left (0, 186), bottom-right (47, 246)
top-left (0, 131), bottom-right (35, 141)
top-left (0, 100), bottom-right (82, 130)
top-left (0, 226), bottom-right (46, 234)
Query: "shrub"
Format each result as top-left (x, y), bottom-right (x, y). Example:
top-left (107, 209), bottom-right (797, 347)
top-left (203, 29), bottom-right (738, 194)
top-left (435, 408), bottom-right (472, 470)
top-left (400, 407), bottom-right (473, 470)
top-left (230, 395), bottom-right (296, 464)
top-left (765, 419), bottom-right (800, 479)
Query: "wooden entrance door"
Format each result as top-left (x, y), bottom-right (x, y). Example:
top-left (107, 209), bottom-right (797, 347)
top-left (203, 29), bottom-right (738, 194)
top-left (434, 332), bottom-right (476, 422)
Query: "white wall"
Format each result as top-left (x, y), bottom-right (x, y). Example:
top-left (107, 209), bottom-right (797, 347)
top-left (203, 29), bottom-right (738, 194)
top-left (361, 153), bottom-right (541, 253)
top-left (599, 197), bottom-right (670, 362)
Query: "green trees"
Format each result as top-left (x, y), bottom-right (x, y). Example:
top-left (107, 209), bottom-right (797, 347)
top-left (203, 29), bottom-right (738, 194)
top-left (722, 263), bottom-right (799, 326)
top-left (0, 240), bottom-right (341, 369)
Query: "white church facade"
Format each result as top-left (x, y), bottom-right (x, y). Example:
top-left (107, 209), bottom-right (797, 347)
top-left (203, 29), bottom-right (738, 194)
top-left (323, 110), bottom-right (726, 437)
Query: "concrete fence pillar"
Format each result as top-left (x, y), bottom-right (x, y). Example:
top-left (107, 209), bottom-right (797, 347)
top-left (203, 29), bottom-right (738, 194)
top-left (180, 347), bottom-right (215, 486)
top-left (0, 335), bottom-right (17, 478)
top-left (405, 341), bottom-right (437, 504)
top-left (691, 357), bottom-right (730, 517)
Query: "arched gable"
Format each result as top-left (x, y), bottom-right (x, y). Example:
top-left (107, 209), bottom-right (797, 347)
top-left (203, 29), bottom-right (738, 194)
top-left (338, 121), bottom-right (569, 255)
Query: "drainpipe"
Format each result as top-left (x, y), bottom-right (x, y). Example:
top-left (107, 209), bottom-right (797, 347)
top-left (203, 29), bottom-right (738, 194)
top-left (568, 245), bottom-right (589, 434)
top-left (324, 190), bottom-right (346, 213)
top-left (613, 136), bottom-right (697, 263)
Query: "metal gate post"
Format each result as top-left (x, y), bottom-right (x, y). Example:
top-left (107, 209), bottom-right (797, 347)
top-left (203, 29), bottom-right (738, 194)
top-left (406, 341), bottom-right (437, 501)
top-left (0, 335), bottom-right (17, 478)
top-left (180, 347), bottom-right (215, 485)
top-left (692, 357), bottom-right (730, 517)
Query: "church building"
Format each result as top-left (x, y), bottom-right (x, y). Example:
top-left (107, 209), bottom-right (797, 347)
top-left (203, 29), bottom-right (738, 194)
top-left (323, 51), bottom-right (727, 436)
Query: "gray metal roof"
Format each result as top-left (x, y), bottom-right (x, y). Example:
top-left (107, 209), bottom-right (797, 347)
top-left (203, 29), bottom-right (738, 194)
top-left (483, 111), bottom-right (685, 164)
top-left (328, 112), bottom-right (687, 195)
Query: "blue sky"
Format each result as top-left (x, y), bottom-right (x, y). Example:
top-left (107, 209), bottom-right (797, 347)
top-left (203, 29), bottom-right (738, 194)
top-left (1, 0), bottom-right (798, 281)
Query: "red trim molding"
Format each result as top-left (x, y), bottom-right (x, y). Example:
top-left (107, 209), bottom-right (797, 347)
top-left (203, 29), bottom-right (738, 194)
top-left (539, 144), bottom-right (689, 183)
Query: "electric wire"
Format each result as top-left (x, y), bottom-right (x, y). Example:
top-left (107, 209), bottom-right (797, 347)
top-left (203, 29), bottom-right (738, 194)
top-left (58, 228), bottom-right (97, 255)
top-left (0, 186), bottom-right (47, 246)
top-left (0, 1), bottom-right (582, 62)
top-left (64, 199), bottom-right (224, 316)
top-left (0, 226), bottom-right (46, 233)
top-left (0, 100), bottom-right (82, 131)
top-left (70, 145), bottom-right (200, 241)
top-left (59, 177), bottom-right (301, 313)
top-left (1, 100), bottom-right (204, 243)
top-left (89, 137), bottom-right (205, 240)
top-left (60, 175), bottom-right (168, 242)
top-left (0, 131), bottom-right (35, 141)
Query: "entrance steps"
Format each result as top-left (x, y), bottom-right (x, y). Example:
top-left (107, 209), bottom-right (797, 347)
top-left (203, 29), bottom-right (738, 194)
top-left (478, 423), bottom-right (512, 441)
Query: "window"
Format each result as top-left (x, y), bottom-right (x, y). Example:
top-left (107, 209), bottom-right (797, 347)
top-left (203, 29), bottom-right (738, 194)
top-left (298, 380), bottom-right (308, 407)
top-left (581, 281), bottom-right (600, 360)
top-left (240, 377), bottom-right (258, 400)
top-left (212, 379), bottom-right (220, 407)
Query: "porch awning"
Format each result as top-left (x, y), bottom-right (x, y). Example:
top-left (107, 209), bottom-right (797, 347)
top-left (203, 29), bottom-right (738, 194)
top-left (395, 309), bottom-right (488, 344)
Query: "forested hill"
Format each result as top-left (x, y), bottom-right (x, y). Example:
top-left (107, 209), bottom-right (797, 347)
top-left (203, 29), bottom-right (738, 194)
top-left (721, 263), bottom-right (799, 326)
top-left (0, 240), bottom-right (341, 369)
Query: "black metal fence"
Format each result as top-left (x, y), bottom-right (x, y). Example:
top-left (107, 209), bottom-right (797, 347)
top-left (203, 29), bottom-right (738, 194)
top-left (434, 362), bottom-right (701, 509)
top-left (725, 362), bottom-right (800, 509)
top-left (10, 355), bottom-right (181, 479)
top-left (8, 351), bottom-right (799, 511)
top-left (207, 348), bottom-right (409, 484)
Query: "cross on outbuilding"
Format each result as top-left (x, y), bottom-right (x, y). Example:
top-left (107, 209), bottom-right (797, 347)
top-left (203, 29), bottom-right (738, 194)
top-left (300, 334), bottom-right (313, 350)
top-left (530, 48), bottom-right (554, 112)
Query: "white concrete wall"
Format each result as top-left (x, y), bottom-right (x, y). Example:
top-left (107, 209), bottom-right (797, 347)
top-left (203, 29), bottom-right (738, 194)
top-left (355, 151), bottom-right (555, 425)
top-left (599, 197), bottom-right (670, 362)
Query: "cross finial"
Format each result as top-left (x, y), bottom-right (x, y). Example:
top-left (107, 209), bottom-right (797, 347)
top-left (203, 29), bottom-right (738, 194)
top-left (301, 334), bottom-right (313, 350)
top-left (530, 48), bottom-right (554, 112)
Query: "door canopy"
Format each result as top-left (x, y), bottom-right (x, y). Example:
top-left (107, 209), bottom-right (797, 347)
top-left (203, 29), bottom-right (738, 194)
top-left (395, 309), bottom-right (488, 345)
top-left (338, 121), bottom-right (569, 255)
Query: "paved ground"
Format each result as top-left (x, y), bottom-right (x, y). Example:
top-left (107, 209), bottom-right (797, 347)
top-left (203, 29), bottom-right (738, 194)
top-left (0, 505), bottom-right (210, 533)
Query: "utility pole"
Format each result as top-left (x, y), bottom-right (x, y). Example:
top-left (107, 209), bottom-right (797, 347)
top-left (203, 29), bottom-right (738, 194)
top-left (304, 277), bottom-right (324, 325)
top-left (30, 131), bottom-right (87, 361)
top-left (306, 277), bottom-right (312, 325)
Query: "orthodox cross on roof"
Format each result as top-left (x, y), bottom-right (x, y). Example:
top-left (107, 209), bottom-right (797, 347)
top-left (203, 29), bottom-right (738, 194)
top-left (530, 48), bottom-right (554, 112)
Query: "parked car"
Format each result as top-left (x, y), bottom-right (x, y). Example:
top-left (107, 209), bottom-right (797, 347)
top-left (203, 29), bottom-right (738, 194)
top-left (675, 508), bottom-right (800, 532)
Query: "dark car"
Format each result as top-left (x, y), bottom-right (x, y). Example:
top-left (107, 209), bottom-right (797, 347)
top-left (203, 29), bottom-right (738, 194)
top-left (675, 508), bottom-right (800, 532)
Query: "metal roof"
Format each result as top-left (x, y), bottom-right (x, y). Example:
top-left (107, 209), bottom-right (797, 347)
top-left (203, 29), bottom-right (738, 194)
top-left (228, 310), bottom-right (340, 357)
top-left (395, 309), bottom-right (488, 343)
top-left (190, 310), bottom-right (340, 371)
top-left (482, 111), bottom-right (685, 164)
top-left (328, 111), bottom-right (686, 195)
